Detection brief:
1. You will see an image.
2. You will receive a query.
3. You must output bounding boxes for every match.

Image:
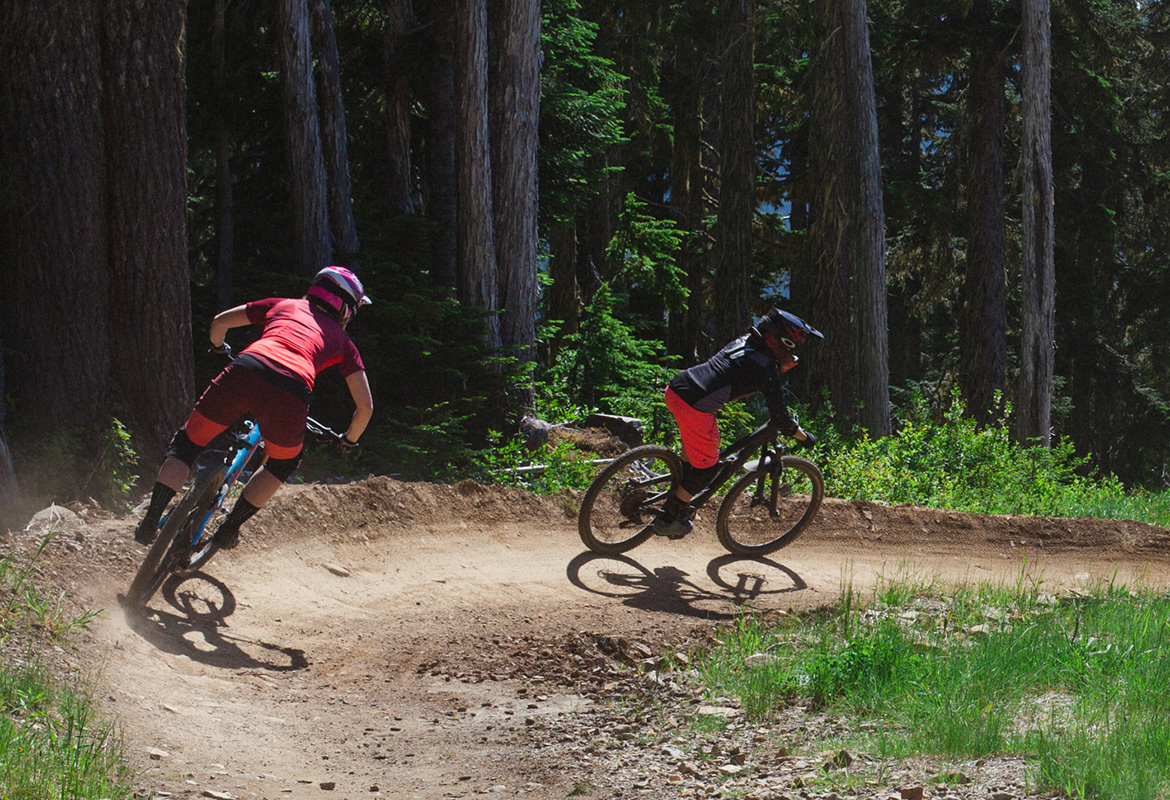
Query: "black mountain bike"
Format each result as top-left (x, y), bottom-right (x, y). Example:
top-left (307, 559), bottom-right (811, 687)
top-left (125, 416), bottom-right (338, 610)
top-left (577, 422), bottom-right (824, 557)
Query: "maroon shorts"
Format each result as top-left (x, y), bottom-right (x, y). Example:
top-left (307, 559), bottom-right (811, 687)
top-left (664, 385), bottom-right (720, 468)
top-left (184, 361), bottom-right (309, 459)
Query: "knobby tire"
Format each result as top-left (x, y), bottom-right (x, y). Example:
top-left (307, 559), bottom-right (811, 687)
top-left (126, 464), bottom-right (226, 609)
top-left (577, 445), bottom-right (681, 555)
top-left (715, 456), bottom-right (824, 556)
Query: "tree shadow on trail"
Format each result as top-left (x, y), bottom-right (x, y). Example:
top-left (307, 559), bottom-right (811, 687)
top-left (566, 551), bottom-right (807, 621)
top-left (119, 572), bottom-right (308, 673)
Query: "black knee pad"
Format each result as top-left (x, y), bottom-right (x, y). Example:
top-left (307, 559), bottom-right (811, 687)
top-left (165, 428), bottom-right (205, 467)
top-left (680, 463), bottom-right (720, 496)
top-left (264, 452), bottom-right (302, 483)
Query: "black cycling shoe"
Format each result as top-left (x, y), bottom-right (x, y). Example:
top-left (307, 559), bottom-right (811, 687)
top-left (213, 524), bottom-right (240, 550)
top-left (651, 512), bottom-right (693, 539)
top-left (134, 517), bottom-right (159, 546)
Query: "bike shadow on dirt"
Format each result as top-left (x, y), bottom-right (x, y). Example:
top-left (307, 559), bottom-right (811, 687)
top-left (566, 551), bottom-right (807, 620)
top-left (118, 572), bottom-right (309, 673)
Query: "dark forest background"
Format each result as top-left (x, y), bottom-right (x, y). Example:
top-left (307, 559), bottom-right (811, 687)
top-left (1, 0), bottom-right (1168, 522)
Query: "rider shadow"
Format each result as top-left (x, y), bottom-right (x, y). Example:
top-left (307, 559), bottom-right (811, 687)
top-left (566, 551), bottom-right (807, 621)
top-left (120, 573), bottom-right (309, 674)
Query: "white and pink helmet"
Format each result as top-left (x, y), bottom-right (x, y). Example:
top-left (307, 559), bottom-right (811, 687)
top-left (308, 266), bottom-right (371, 323)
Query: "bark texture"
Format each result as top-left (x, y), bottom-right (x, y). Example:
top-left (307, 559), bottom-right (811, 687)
top-left (278, 0), bottom-right (332, 276)
top-left (384, 0), bottom-right (417, 217)
top-left (1018, 0), bottom-right (1056, 446)
top-left (489, 0), bottom-right (540, 363)
top-left (712, 0), bottom-right (757, 348)
top-left (809, 0), bottom-right (890, 436)
top-left (454, 0), bottom-right (501, 346)
top-left (311, 0), bottom-right (361, 261)
top-left (961, 40), bottom-right (1007, 426)
top-left (102, 0), bottom-right (195, 455)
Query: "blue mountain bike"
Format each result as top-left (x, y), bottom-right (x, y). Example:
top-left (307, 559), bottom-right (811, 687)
top-left (125, 416), bottom-right (338, 610)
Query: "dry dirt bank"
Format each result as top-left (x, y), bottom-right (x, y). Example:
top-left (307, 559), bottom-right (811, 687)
top-left (7, 476), bottom-right (1170, 800)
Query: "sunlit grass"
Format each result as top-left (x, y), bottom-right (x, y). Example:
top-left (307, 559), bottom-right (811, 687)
top-left (698, 576), bottom-right (1170, 800)
top-left (0, 534), bottom-right (135, 800)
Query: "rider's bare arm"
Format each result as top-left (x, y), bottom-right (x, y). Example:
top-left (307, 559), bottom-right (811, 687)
top-left (343, 370), bottom-right (373, 443)
top-left (209, 305), bottom-right (252, 349)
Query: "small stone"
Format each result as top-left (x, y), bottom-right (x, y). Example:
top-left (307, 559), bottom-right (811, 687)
top-left (900, 786), bottom-right (925, 800)
top-left (319, 781), bottom-right (336, 791)
top-left (822, 749), bottom-right (853, 770)
top-left (744, 653), bottom-right (778, 669)
top-left (148, 747), bottom-right (168, 760)
top-left (323, 563), bottom-right (350, 577)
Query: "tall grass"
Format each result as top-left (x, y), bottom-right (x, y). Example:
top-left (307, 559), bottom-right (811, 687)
top-left (699, 577), bottom-right (1170, 800)
top-left (0, 535), bottom-right (136, 800)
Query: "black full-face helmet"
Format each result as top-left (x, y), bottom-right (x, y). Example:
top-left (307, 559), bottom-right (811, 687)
top-left (753, 308), bottom-right (824, 364)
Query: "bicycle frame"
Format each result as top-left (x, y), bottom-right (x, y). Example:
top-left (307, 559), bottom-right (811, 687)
top-left (684, 423), bottom-right (778, 511)
top-left (161, 420), bottom-right (265, 550)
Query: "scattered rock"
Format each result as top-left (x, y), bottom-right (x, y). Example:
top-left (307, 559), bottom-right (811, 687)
top-left (323, 563), bottom-right (350, 577)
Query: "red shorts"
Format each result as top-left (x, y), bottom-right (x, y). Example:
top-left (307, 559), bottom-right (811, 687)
top-left (664, 385), bottom-right (719, 468)
top-left (183, 361), bottom-right (308, 459)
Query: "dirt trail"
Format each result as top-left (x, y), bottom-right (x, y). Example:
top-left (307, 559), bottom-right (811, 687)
top-left (12, 476), bottom-right (1170, 800)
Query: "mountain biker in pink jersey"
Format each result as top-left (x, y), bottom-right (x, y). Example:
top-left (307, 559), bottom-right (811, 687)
top-left (134, 267), bottom-right (374, 550)
top-left (653, 308), bottom-right (823, 538)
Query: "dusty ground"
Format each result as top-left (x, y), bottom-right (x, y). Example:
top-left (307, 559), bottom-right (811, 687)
top-left (7, 476), bottom-right (1170, 800)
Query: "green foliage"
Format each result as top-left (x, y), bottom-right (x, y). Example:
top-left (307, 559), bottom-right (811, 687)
top-left (560, 284), bottom-right (674, 418)
top-left (0, 660), bottom-right (134, 800)
top-left (606, 193), bottom-right (686, 311)
top-left (809, 390), bottom-right (1168, 526)
top-left (7, 419), bottom-right (139, 517)
top-left (539, 0), bottom-right (628, 225)
top-left (469, 430), bottom-right (598, 495)
top-left (0, 538), bottom-right (128, 799)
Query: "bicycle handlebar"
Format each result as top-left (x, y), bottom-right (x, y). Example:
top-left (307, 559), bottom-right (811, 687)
top-left (305, 417), bottom-right (341, 439)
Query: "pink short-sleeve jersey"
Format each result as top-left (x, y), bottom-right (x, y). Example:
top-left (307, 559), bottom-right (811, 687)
top-left (241, 298), bottom-right (364, 391)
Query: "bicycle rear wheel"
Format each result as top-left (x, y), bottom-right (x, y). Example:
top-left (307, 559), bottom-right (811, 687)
top-left (715, 456), bottom-right (824, 556)
top-left (126, 463), bottom-right (225, 609)
top-left (577, 446), bottom-right (681, 555)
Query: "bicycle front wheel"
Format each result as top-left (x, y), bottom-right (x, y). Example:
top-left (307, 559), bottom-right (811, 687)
top-left (577, 446), bottom-right (682, 555)
top-left (715, 456), bottom-right (824, 556)
top-left (126, 463), bottom-right (225, 609)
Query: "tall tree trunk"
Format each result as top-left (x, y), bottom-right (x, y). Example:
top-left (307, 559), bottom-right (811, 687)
top-left (454, 0), bottom-right (500, 346)
top-left (101, 0), bottom-right (195, 457)
top-left (0, 0), bottom-right (112, 433)
top-left (424, 0), bottom-right (458, 287)
top-left (278, 0), bottom-right (331, 276)
top-left (668, 6), bottom-right (711, 366)
top-left (960, 40), bottom-right (1007, 426)
top-left (214, 0), bottom-right (236, 311)
top-left (489, 0), bottom-right (540, 369)
top-left (384, 0), bottom-right (416, 216)
top-left (311, 0), bottom-right (361, 263)
top-left (809, 0), bottom-right (890, 436)
top-left (1018, 0), bottom-right (1055, 446)
top-left (712, 0), bottom-right (756, 347)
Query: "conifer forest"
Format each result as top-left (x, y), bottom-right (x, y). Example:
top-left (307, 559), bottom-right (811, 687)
top-left (1, 0), bottom-right (1168, 518)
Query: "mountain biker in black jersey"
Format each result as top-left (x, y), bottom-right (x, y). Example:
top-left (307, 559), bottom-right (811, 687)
top-left (654, 308), bottom-right (823, 537)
